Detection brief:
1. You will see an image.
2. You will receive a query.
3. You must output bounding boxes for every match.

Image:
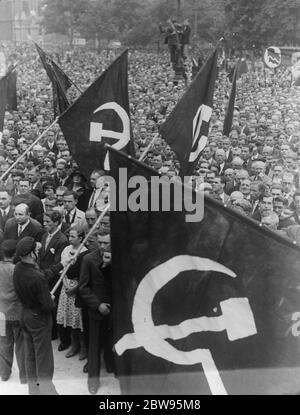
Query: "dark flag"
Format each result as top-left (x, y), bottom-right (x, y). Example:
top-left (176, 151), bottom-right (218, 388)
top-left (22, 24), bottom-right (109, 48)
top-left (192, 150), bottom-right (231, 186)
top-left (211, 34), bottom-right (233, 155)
top-left (0, 75), bottom-right (8, 131)
top-left (160, 45), bottom-right (219, 177)
top-left (223, 64), bottom-right (238, 136)
top-left (109, 147), bottom-right (300, 395)
top-left (59, 50), bottom-right (135, 178)
top-left (34, 42), bottom-right (72, 116)
top-left (6, 65), bottom-right (17, 111)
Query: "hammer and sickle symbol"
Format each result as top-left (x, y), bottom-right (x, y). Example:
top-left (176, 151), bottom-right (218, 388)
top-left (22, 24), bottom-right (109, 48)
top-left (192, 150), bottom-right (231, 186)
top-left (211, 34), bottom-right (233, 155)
top-left (114, 255), bottom-right (257, 395)
top-left (89, 102), bottom-right (130, 170)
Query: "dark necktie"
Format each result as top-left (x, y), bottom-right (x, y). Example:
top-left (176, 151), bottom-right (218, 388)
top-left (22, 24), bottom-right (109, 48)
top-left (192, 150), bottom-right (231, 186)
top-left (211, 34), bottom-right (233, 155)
top-left (65, 212), bottom-right (70, 224)
top-left (1, 210), bottom-right (7, 222)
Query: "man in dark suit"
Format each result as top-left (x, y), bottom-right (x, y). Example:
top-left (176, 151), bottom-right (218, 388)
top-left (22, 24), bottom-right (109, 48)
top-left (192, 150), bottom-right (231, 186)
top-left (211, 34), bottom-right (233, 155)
top-left (4, 203), bottom-right (44, 242)
top-left (27, 166), bottom-right (44, 199)
top-left (79, 233), bottom-right (114, 395)
top-left (43, 130), bottom-right (59, 155)
top-left (214, 149), bottom-right (231, 176)
top-left (39, 211), bottom-right (70, 350)
top-left (252, 192), bottom-right (274, 222)
top-left (53, 159), bottom-right (73, 189)
top-left (12, 179), bottom-right (44, 224)
top-left (0, 188), bottom-right (14, 231)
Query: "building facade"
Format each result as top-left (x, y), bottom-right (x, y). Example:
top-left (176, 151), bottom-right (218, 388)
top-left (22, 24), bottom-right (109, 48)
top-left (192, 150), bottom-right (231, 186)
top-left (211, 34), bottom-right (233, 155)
top-left (0, 0), bottom-right (42, 42)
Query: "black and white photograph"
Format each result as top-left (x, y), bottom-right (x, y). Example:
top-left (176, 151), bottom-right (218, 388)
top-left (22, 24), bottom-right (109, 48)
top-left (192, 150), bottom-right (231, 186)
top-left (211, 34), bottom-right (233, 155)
top-left (0, 0), bottom-right (300, 400)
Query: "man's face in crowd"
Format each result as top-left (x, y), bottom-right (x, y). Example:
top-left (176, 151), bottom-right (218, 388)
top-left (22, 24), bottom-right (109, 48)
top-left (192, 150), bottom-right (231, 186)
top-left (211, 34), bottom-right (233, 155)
top-left (90, 172), bottom-right (102, 189)
top-left (56, 163), bottom-right (67, 178)
top-left (85, 210), bottom-right (98, 228)
top-left (271, 187), bottom-right (282, 199)
top-left (56, 138), bottom-right (65, 150)
top-left (61, 150), bottom-right (71, 163)
top-left (43, 215), bottom-right (57, 233)
top-left (273, 200), bottom-right (284, 216)
top-left (250, 183), bottom-right (260, 201)
top-left (202, 147), bottom-right (212, 160)
top-left (47, 131), bottom-right (55, 142)
top-left (63, 194), bottom-right (77, 212)
top-left (215, 150), bottom-right (225, 164)
top-left (152, 155), bottom-right (163, 170)
top-left (27, 169), bottom-right (38, 184)
top-left (222, 138), bottom-right (230, 152)
top-left (265, 137), bottom-right (274, 147)
top-left (206, 172), bottom-right (216, 184)
top-left (254, 162), bottom-right (265, 176)
top-left (97, 234), bottom-right (111, 255)
top-left (14, 204), bottom-right (29, 224)
top-left (55, 189), bottom-right (65, 206)
top-left (273, 165), bottom-right (283, 177)
top-left (280, 144), bottom-right (290, 157)
top-left (224, 168), bottom-right (234, 181)
top-left (10, 149), bottom-right (19, 161)
top-left (44, 198), bottom-right (57, 214)
top-left (198, 162), bottom-right (210, 175)
top-left (0, 191), bottom-right (11, 209)
top-left (100, 216), bottom-right (110, 234)
top-left (18, 180), bottom-right (30, 194)
top-left (241, 146), bottom-right (250, 160)
top-left (260, 196), bottom-right (273, 216)
top-left (282, 175), bottom-right (293, 192)
top-left (240, 179), bottom-right (251, 195)
top-left (211, 177), bottom-right (223, 195)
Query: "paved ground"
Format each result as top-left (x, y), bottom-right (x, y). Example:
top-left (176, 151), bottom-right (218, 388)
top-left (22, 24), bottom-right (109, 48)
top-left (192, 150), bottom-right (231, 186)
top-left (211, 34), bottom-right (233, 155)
top-left (0, 340), bottom-right (121, 395)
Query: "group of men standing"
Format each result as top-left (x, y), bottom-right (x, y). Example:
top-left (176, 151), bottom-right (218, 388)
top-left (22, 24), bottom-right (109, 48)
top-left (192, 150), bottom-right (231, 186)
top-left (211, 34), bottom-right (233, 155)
top-left (0, 162), bottom-right (115, 395)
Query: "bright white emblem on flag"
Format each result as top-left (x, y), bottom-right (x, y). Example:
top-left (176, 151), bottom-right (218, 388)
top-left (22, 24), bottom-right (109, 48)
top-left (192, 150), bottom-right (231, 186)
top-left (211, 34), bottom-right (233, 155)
top-left (89, 102), bottom-right (130, 169)
top-left (114, 255), bottom-right (257, 395)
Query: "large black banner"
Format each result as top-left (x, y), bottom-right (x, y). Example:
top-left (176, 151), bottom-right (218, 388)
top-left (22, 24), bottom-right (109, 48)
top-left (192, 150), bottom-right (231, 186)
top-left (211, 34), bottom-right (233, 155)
top-left (109, 148), bottom-right (300, 395)
top-left (59, 50), bottom-right (135, 178)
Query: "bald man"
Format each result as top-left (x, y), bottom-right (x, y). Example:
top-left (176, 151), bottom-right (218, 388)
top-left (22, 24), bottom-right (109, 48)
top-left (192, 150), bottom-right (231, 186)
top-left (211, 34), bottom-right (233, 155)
top-left (4, 203), bottom-right (44, 242)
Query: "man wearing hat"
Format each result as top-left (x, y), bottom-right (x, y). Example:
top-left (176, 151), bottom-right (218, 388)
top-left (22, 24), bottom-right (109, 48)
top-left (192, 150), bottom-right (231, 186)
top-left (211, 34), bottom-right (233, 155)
top-left (13, 236), bottom-right (58, 395)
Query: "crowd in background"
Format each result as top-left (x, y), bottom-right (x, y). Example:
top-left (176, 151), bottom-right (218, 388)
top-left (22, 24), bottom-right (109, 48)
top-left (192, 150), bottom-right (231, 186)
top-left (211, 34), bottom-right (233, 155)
top-left (0, 41), bottom-right (300, 394)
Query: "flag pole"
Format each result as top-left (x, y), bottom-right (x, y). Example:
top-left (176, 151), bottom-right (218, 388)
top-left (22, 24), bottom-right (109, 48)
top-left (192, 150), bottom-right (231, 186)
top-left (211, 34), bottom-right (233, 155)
top-left (0, 117), bottom-right (59, 182)
top-left (50, 204), bottom-right (110, 296)
top-left (51, 142), bottom-right (152, 297)
top-left (139, 133), bottom-right (159, 161)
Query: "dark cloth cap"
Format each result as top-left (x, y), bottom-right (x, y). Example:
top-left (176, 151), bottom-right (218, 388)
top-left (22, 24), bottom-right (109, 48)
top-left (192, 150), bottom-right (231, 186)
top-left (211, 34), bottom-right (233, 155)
top-left (1, 239), bottom-right (17, 254)
top-left (16, 237), bottom-right (36, 257)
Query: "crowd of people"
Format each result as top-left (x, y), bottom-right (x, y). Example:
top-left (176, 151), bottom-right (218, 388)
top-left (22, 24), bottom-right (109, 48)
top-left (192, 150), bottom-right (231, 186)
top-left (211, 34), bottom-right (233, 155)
top-left (0, 38), bottom-right (300, 395)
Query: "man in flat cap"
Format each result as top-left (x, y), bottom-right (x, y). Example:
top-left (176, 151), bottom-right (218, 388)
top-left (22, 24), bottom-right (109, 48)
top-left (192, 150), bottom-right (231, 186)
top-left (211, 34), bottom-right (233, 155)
top-left (13, 237), bottom-right (58, 395)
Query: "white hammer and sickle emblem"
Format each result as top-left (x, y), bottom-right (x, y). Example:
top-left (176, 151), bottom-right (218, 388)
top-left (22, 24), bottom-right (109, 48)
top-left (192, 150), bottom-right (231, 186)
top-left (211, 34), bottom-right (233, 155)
top-left (89, 102), bottom-right (130, 170)
top-left (114, 255), bottom-right (257, 395)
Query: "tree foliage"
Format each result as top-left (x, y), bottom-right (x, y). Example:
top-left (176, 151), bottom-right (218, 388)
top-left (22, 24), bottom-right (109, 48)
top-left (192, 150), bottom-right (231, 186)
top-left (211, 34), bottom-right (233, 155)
top-left (41, 0), bottom-right (300, 48)
top-left (224, 0), bottom-right (300, 48)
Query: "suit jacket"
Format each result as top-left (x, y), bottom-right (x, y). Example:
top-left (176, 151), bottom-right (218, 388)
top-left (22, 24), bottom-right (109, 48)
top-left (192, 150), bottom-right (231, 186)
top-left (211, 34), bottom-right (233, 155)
top-left (224, 180), bottom-right (239, 195)
top-left (43, 141), bottom-right (59, 155)
top-left (79, 249), bottom-right (112, 320)
top-left (4, 217), bottom-right (44, 242)
top-left (63, 207), bottom-right (86, 227)
top-left (0, 206), bottom-right (14, 231)
top-left (217, 162), bottom-right (231, 176)
top-left (39, 230), bottom-right (69, 289)
top-left (31, 180), bottom-right (45, 199)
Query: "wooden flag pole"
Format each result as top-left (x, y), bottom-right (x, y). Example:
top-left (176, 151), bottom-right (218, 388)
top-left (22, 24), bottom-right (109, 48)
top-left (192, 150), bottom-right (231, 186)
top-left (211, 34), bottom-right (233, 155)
top-left (0, 117), bottom-right (59, 182)
top-left (50, 204), bottom-right (110, 296)
top-left (139, 133), bottom-right (159, 161)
